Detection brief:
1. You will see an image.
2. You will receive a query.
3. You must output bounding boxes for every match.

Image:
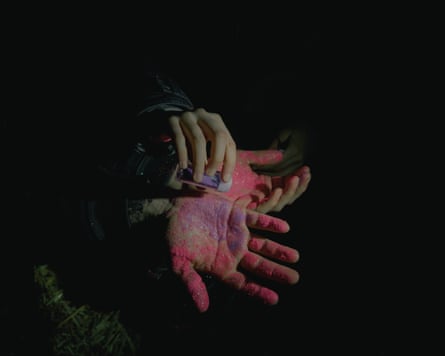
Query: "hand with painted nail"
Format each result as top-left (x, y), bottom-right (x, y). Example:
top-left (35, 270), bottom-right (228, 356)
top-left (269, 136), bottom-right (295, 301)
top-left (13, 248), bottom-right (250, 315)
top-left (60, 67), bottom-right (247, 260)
top-left (165, 193), bottom-right (299, 313)
top-left (225, 150), bottom-right (312, 213)
top-left (167, 108), bottom-right (236, 184)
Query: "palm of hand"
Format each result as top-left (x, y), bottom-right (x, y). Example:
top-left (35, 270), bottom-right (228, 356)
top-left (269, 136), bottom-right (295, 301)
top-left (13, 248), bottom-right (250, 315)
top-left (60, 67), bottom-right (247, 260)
top-left (165, 193), bottom-right (298, 312)
top-left (225, 150), bottom-right (281, 208)
top-left (226, 149), bottom-right (311, 213)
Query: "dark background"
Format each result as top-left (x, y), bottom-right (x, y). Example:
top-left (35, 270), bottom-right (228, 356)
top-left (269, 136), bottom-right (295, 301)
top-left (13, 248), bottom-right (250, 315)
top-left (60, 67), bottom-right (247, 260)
top-left (2, 7), bottom-right (435, 356)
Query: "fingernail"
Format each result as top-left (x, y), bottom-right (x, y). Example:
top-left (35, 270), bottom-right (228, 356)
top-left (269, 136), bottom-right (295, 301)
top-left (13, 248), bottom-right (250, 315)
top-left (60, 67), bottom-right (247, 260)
top-left (223, 173), bottom-right (231, 182)
top-left (206, 168), bottom-right (216, 177)
top-left (194, 172), bottom-right (203, 182)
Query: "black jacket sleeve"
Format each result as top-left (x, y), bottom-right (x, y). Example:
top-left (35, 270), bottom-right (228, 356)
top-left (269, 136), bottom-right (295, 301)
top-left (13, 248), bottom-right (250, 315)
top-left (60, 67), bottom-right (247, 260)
top-left (136, 70), bottom-right (194, 116)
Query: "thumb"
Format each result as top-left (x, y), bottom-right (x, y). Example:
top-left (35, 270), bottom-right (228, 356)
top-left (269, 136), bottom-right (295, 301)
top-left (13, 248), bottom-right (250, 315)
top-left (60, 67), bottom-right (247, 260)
top-left (184, 269), bottom-right (210, 313)
top-left (171, 255), bottom-right (210, 312)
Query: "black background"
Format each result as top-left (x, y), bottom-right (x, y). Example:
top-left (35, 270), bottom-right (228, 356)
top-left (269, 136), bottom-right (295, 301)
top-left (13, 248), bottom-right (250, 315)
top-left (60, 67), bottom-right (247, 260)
top-left (2, 6), bottom-right (436, 356)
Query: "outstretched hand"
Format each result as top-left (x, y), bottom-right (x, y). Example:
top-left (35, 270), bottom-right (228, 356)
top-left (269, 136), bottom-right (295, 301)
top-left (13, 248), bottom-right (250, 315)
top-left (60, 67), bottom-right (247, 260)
top-left (165, 193), bottom-right (299, 313)
top-left (225, 149), bottom-right (311, 213)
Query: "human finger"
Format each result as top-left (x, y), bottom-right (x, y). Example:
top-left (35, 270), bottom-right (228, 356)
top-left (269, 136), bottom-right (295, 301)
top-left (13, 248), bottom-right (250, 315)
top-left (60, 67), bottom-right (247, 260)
top-left (240, 252), bottom-right (299, 284)
top-left (288, 166), bottom-right (311, 204)
top-left (195, 109), bottom-right (237, 181)
top-left (271, 174), bottom-right (300, 212)
top-left (255, 188), bottom-right (283, 214)
top-left (244, 149), bottom-right (283, 167)
top-left (240, 250), bottom-right (300, 284)
top-left (168, 114), bottom-right (189, 169)
top-left (248, 235), bottom-right (299, 263)
top-left (170, 254), bottom-right (210, 312)
top-left (245, 209), bottom-right (290, 233)
top-left (222, 270), bottom-right (279, 306)
top-left (179, 112), bottom-right (207, 182)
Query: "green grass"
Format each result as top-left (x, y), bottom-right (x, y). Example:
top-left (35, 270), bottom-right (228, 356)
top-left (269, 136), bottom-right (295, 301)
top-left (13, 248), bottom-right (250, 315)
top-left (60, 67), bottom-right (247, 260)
top-left (34, 264), bottom-right (139, 356)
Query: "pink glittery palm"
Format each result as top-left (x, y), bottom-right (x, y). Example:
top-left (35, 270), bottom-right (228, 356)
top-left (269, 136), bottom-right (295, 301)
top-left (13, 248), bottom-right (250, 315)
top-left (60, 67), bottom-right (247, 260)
top-left (165, 193), bottom-right (299, 313)
top-left (226, 149), bottom-right (311, 213)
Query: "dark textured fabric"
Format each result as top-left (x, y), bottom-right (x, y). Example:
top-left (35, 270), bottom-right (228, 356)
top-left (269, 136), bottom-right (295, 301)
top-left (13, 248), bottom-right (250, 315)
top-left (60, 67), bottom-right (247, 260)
top-left (136, 71), bottom-right (194, 115)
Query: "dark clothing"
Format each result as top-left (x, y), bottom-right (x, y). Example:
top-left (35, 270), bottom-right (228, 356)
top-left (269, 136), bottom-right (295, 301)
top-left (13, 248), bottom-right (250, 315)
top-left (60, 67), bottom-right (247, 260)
top-left (4, 58), bottom-right (221, 354)
top-left (10, 63), bottom-right (194, 238)
top-left (4, 54), bottom-right (199, 312)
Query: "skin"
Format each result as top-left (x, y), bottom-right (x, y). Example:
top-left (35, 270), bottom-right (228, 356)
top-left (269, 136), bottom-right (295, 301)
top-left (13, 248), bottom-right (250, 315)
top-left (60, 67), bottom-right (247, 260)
top-left (251, 127), bottom-right (308, 177)
top-left (226, 149), bottom-right (312, 213)
top-left (166, 194), bottom-right (299, 313)
top-left (143, 122), bottom-right (312, 311)
top-left (168, 108), bottom-right (237, 184)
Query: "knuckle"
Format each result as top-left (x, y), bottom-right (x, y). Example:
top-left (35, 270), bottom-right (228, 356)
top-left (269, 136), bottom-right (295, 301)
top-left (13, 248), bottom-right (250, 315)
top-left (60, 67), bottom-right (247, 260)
top-left (192, 134), bottom-right (206, 146)
top-left (174, 135), bottom-right (186, 146)
top-left (168, 115), bottom-right (180, 124)
top-left (181, 111), bottom-right (196, 121)
top-left (211, 112), bottom-right (223, 121)
top-left (213, 131), bottom-right (228, 142)
top-left (227, 138), bottom-right (237, 150)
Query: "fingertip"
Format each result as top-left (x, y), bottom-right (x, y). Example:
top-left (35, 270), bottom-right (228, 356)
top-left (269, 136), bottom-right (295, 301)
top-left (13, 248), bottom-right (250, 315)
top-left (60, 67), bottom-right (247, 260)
top-left (223, 173), bottom-right (232, 183)
top-left (283, 222), bottom-right (290, 233)
top-left (271, 216), bottom-right (290, 232)
top-left (274, 216), bottom-right (290, 232)
top-left (220, 162), bottom-right (234, 182)
top-left (219, 163), bottom-right (233, 183)
top-left (193, 171), bottom-right (203, 183)
top-left (283, 248), bottom-right (299, 264)
top-left (264, 291), bottom-right (279, 306)
top-left (205, 167), bottom-right (216, 177)
top-left (289, 270), bottom-right (300, 285)
top-left (196, 300), bottom-right (209, 313)
top-left (299, 165), bottom-right (311, 175)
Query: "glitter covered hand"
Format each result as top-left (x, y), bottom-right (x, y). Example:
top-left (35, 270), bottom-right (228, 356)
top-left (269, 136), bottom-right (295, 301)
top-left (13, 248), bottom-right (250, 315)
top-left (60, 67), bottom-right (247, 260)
top-left (225, 149), bottom-right (311, 213)
top-left (165, 193), bottom-right (299, 313)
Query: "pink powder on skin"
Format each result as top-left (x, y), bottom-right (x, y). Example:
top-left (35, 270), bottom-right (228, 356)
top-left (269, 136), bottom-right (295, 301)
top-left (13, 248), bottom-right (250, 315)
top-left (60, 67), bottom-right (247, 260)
top-left (248, 238), bottom-right (299, 263)
top-left (225, 150), bottom-right (282, 201)
top-left (226, 210), bottom-right (248, 254)
top-left (222, 272), bottom-right (246, 290)
top-left (244, 150), bottom-right (283, 165)
top-left (172, 196), bottom-right (251, 254)
top-left (170, 250), bottom-right (210, 312)
top-left (243, 282), bottom-right (279, 305)
top-left (241, 252), bottom-right (298, 284)
top-left (223, 272), bottom-right (279, 305)
top-left (211, 251), bottom-right (233, 273)
top-left (171, 197), bottom-right (231, 243)
top-left (226, 161), bottom-right (262, 200)
top-left (165, 160), bottom-right (298, 311)
top-left (186, 271), bottom-right (210, 313)
top-left (247, 212), bottom-right (289, 233)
